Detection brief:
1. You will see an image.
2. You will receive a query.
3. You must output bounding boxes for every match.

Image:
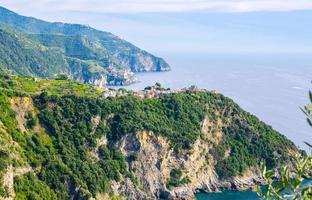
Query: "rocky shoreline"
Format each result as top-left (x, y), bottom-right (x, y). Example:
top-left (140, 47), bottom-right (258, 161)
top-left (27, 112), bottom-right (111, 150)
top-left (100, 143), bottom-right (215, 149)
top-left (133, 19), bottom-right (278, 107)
top-left (168, 175), bottom-right (264, 199)
top-left (89, 67), bottom-right (171, 87)
top-left (111, 128), bottom-right (266, 200)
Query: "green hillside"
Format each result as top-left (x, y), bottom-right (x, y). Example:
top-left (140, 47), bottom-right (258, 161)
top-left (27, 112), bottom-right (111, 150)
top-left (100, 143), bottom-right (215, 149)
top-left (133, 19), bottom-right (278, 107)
top-left (0, 74), bottom-right (297, 199)
top-left (0, 6), bottom-right (170, 86)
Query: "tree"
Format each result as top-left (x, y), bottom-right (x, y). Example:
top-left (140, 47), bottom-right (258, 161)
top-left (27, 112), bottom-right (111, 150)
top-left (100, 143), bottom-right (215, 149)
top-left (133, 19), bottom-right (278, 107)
top-left (25, 111), bottom-right (37, 129)
top-left (55, 74), bottom-right (68, 80)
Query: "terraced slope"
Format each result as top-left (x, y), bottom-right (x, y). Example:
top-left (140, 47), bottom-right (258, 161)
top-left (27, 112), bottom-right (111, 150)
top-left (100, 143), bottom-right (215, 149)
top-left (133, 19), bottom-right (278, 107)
top-left (0, 6), bottom-right (170, 86)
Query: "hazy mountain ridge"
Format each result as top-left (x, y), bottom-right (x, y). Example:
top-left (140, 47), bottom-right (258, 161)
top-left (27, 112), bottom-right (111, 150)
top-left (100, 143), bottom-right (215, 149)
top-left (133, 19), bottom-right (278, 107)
top-left (0, 6), bottom-right (170, 86)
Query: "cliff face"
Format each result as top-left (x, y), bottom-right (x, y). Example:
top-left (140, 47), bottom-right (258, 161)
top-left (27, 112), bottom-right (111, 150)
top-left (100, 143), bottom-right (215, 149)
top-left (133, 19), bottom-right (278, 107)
top-left (116, 51), bottom-right (170, 72)
top-left (117, 125), bottom-right (262, 199)
top-left (1, 97), bottom-right (36, 200)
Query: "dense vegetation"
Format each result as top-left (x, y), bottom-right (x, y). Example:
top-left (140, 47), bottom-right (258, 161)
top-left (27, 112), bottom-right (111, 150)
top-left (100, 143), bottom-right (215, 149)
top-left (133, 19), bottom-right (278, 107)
top-left (0, 6), bottom-right (170, 86)
top-left (14, 173), bottom-right (57, 200)
top-left (0, 75), bottom-right (297, 199)
top-left (0, 26), bottom-right (69, 78)
top-left (0, 91), bottom-right (133, 199)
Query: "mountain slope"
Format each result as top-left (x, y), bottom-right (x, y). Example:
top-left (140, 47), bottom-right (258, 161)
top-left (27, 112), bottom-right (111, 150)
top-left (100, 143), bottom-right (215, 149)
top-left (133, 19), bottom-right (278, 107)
top-left (0, 6), bottom-right (170, 86)
top-left (0, 74), bottom-right (297, 199)
top-left (0, 26), bottom-right (70, 77)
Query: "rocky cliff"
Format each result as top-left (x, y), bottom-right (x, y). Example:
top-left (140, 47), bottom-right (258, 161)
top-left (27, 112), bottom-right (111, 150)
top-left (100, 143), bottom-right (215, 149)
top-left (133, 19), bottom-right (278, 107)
top-left (115, 127), bottom-right (263, 199)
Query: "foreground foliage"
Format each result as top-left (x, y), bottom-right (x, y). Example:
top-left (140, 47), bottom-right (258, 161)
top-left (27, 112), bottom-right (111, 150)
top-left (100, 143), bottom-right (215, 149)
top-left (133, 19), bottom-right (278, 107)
top-left (258, 155), bottom-right (312, 200)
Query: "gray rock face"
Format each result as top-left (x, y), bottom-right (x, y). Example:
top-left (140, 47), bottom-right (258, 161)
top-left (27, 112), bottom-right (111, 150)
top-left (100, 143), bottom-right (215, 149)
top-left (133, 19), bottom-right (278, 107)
top-left (116, 128), bottom-right (264, 200)
top-left (86, 74), bottom-right (107, 88)
top-left (116, 51), bottom-right (171, 72)
top-left (111, 178), bottom-right (148, 200)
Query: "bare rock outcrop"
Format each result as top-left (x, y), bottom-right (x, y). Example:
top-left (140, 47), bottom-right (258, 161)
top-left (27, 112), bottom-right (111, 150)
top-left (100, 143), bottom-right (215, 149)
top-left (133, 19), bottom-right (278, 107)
top-left (117, 117), bottom-right (263, 199)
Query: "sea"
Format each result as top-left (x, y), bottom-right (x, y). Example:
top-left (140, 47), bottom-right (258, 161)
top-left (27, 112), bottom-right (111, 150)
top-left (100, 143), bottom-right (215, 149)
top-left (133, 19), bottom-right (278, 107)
top-left (195, 179), bottom-right (312, 199)
top-left (111, 52), bottom-right (312, 199)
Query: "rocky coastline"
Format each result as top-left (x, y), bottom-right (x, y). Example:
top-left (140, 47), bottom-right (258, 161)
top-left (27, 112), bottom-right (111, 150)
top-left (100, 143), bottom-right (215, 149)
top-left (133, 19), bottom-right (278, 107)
top-left (111, 127), bottom-right (266, 200)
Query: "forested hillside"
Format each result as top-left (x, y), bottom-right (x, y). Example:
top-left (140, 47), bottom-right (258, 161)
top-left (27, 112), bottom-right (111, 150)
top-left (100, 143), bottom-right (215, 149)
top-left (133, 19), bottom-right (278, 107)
top-left (0, 74), bottom-right (297, 199)
top-left (0, 6), bottom-right (170, 86)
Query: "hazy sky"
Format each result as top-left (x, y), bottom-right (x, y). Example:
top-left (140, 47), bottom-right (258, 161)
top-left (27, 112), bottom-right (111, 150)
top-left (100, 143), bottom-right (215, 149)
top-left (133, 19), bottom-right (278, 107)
top-left (3, 0), bottom-right (312, 13)
top-left (1, 0), bottom-right (312, 54)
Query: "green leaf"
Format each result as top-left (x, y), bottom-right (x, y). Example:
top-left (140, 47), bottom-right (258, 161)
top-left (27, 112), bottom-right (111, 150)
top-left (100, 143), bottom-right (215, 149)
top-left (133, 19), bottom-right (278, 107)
top-left (265, 170), bottom-right (274, 179)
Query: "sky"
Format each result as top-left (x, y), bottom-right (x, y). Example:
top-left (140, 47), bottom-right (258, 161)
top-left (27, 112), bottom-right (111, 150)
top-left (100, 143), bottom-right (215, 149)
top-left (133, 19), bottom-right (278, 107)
top-left (1, 0), bottom-right (312, 54)
top-left (2, 0), bottom-right (312, 13)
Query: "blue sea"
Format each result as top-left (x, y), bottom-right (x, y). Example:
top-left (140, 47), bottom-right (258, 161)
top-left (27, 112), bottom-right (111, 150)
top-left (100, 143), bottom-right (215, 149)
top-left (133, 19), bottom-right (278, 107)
top-left (195, 190), bottom-right (259, 200)
top-left (195, 179), bottom-right (312, 199)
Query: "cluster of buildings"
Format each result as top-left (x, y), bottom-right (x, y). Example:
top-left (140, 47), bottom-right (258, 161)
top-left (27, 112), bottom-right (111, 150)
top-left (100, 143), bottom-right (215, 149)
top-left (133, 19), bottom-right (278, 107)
top-left (102, 83), bottom-right (213, 99)
top-left (133, 85), bottom-right (174, 99)
top-left (102, 89), bottom-right (126, 98)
